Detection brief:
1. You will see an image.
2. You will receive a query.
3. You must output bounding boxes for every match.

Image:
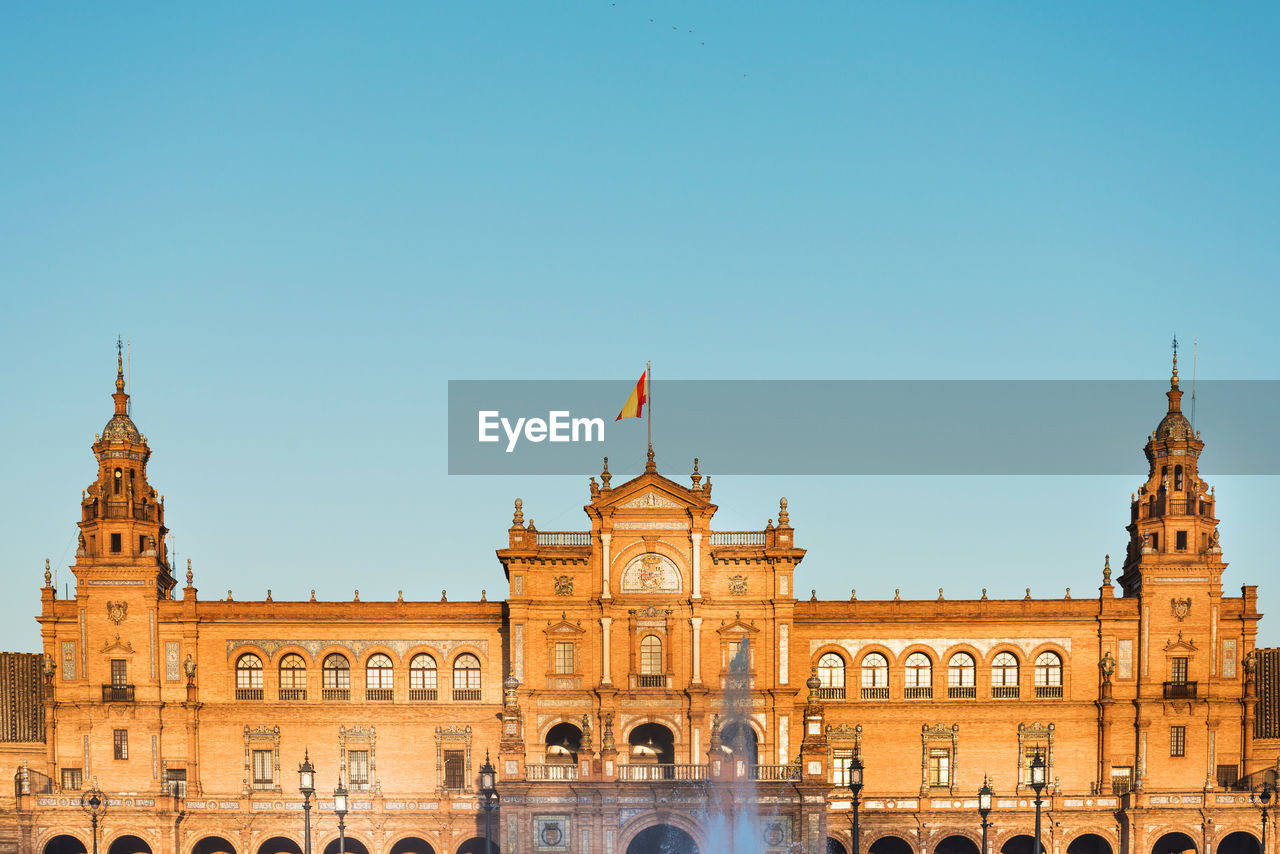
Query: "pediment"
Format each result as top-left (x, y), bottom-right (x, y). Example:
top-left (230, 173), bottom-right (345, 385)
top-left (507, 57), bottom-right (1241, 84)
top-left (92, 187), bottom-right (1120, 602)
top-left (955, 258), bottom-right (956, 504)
top-left (544, 616), bottom-right (586, 636)
top-left (101, 634), bottom-right (135, 655)
top-left (597, 471), bottom-right (710, 512)
top-left (620, 491), bottom-right (682, 509)
top-left (716, 617), bottom-right (760, 636)
top-left (1162, 632), bottom-right (1197, 653)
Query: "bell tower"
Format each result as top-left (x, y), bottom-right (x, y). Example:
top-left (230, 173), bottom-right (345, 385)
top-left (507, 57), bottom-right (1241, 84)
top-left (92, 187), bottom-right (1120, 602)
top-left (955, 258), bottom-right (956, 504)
top-left (1117, 342), bottom-right (1223, 596)
top-left (72, 340), bottom-right (175, 597)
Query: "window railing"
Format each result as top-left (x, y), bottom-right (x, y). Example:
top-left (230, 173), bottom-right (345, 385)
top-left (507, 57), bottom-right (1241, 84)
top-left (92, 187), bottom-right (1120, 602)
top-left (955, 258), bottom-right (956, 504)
top-left (618, 764), bottom-right (708, 781)
top-left (815, 686), bottom-right (845, 700)
top-left (409, 688), bottom-right (438, 702)
top-left (1111, 777), bottom-right (1133, 796)
top-left (861, 687), bottom-right (888, 700)
top-left (636, 674), bottom-right (666, 688)
top-left (365, 688), bottom-right (393, 702)
top-left (453, 688), bottom-right (482, 702)
top-left (252, 779), bottom-right (275, 792)
top-left (751, 764), bottom-right (800, 781)
top-left (278, 688), bottom-right (307, 701)
top-left (526, 763), bottom-right (579, 781)
top-left (904, 687), bottom-right (933, 700)
top-left (322, 688), bottom-right (350, 701)
top-left (1163, 681), bottom-right (1197, 699)
top-left (1035, 685), bottom-right (1064, 699)
top-left (992, 685), bottom-right (1020, 699)
top-left (710, 531), bottom-right (765, 546)
top-left (948, 686), bottom-right (976, 699)
top-left (235, 688), bottom-right (264, 701)
top-left (536, 531), bottom-right (592, 546)
top-left (101, 684), bottom-right (135, 702)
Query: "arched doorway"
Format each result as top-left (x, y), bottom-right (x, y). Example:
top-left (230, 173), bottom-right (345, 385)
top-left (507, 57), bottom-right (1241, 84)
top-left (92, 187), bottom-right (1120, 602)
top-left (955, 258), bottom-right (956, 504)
top-left (322, 840), bottom-right (370, 854)
top-left (389, 840), bottom-right (436, 854)
top-left (192, 838), bottom-right (237, 854)
top-left (870, 837), bottom-right (916, 854)
top-left (455, 839), bottom-right (498, 854)
top-left (256, 840), bottom-right (303, 854)
top-left (627, 825), bottom-right (699, 854)
top-left (108, 837), bottom-right (153, 854)
top-left (828, 839), bottom-right (850, 854)
top-left (43, 836), bottom-right (87, 854)
top-left (1216, 833), bottom-right (1260, 854)
top-left (719, 719), bottom-right (759, 767)
top-left (1153, 834), bottom-right (1198, 854)
top-left (937, 836), bottom-right (981, 854)
top-left (629, 722), bottom-right (676, 765)
top-left (1002, 835), bottom-right (1042, 854)
top-left (545, 721), bottom-right (583, 764)
top-left (1068, 835), bottom-right (1115, 854)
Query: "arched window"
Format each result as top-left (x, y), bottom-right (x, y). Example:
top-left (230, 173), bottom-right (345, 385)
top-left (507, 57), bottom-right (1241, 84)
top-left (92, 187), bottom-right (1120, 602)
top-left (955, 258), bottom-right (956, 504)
top-left (992, 652), bottom-right (1020, 698)
top-left (322, 653), bottom-right (350, 700)
top-left (640, 635), bottom-right (663, 679)
top-left (452, 653), bottom-right (481, 701)
top-left (1034, 651), bottom-right (1063, 698)
top-left (817, 652), bottom-right (846, 699)
top-left (113, 468), bottom-right (122, 495)
top-left (365, 653), bottom-right (394, 700)
top-left (860, 652), bottom-right (889, 699)
top-left (409, 653), bottom-right (438, 701)
top-left (905, 652), bottom-right (933, 699)
top-left (278, 654), bottom-right (307, 701)
top-left (235, 654), bottom-right (263, 700)
top-left (947, 652), bottom-right (976, 698)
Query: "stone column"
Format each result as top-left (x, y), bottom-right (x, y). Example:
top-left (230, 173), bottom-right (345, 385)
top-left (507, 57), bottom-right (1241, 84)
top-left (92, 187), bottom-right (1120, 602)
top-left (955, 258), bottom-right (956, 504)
top-left (601, 617), bottom-right (613, 684)
top-left (690, 532), bottom-right (702, 599)
top-left (690, 617), bottom-right (703, 684)
top-left (601, 534), bottom-right (612, 599)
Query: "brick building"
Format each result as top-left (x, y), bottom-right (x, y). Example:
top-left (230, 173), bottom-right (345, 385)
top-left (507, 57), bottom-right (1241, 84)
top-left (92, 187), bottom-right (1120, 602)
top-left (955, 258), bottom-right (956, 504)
top-left (2, 350), bottom-right (1278, 854)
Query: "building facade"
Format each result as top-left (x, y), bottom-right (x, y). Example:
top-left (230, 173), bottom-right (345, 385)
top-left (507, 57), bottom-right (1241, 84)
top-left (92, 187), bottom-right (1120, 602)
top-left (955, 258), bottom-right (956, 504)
top-left (2, 351), bottom-right (1278, 854)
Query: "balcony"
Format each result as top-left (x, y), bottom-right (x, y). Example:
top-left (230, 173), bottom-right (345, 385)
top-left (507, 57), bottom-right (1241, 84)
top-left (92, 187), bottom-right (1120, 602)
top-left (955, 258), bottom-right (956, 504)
top-left (365, 688), bottom-right (393, 702)
top-left (1036, 685), bottom-right (1064, 699)
top-left (278, 688), bottom-right (307, 701)
top-left (815, 687), bottom-right (845, 700)
top-left (710, 531), bottom-right (765, 546)
top-left (948, 686), bottom-right (976, 699)
top-left (861, 687), bottom-right (888, 700)
top-left (618, 764), bottom-right (708, 781)
top-left (322, 688), bottom-right (350, 701)
top-left (101, 684), bottom-right (135, 702)
top-left (751, 764), bottom-right (800, 782)
top-left (409, 688), bottom-right (438, 702)
top-left (235, 688), bottom-right (264, 701)
top-left (536, 531), bottom-right (592, 546)
top-left (526, 764), bottom-right (579, 781)
top-left (636, 674), bottom-right (666, 688)
top-left (904, 687), bottom-right (933, 700)
top-left (453, 689), bottom-right (482, 702)
top-left (992, 686), bottom-right (1020, 699)
top-left (1163, 681), bottom-right (1198, 699)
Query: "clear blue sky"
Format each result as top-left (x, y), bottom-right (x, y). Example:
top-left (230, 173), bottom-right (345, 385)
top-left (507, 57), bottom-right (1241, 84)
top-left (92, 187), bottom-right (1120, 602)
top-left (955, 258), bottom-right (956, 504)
top-left (2, 3), bottom-right (1277, 650)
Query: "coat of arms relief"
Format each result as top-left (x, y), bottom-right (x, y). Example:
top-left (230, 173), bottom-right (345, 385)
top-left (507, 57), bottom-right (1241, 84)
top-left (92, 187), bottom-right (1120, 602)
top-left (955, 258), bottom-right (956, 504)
top-left (1171, 597), bottom-right (1191, 621)
top-left (107, 601), bottom-right (128, 625)
top-left (553, 576), bottom-right (574, 596)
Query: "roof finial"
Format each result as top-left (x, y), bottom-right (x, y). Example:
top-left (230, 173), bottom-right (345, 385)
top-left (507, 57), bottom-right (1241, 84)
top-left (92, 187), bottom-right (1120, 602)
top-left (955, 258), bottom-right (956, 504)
top-left (690, 457), bottom-right (702, 489)
top-left (778, 497), bottom-right (789, 526)
top-left (512, 498), bottom-right (524, 527)
top-left (44, 559), bottom-right (51, 588)
top-left (601, 457), bottom-right (612, 489)
top-left (112, 336), bottom-right (130, 416)
top-left (1103, 554), bottom-right (1112, 586)
top-left (645, 443), bottom-right (656, 473)
top-left (186, 558), bottom-right (193, 586)
top-left (1170, 334), bottom-right (1181, 389)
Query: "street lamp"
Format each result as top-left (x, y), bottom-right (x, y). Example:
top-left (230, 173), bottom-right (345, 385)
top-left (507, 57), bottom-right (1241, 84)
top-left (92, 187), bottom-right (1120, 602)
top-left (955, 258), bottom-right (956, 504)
top-left (849, 755), bottom-right (864, 854)
top-left (978, 777), bottom-right (993, 854)
top-left (1257, 780), bottom-right (1275, 854)
top-left (299, 751), bottom-right (316, 854)
top-left (480, 751), bottom-right (499, 854)
top-left (80, 777), bottom-right (108, 854)
top-left (334, 779), bottom-right (349, 854)
top-left (1030, 750), bottom-right (1047, 854)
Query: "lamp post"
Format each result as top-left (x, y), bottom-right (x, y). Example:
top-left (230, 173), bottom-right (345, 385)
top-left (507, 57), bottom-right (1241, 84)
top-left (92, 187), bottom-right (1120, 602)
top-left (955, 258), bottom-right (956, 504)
top-left (80, 778), bottom-right (108, 854)
top-left (299, 751), bottom-right (316, 854)
top-left (334, 779), bottom-right (349, 854)
top-left (978, 777), bottom-right (993, 854)
top-left (849, 755), bottom-right (864, 854)
top-left (1030, 750), bottom-right (1047, 854)
top-left (1258, 780), bottom-right (1275, 854)
top-left (480, 751), bottom-right (499, 854)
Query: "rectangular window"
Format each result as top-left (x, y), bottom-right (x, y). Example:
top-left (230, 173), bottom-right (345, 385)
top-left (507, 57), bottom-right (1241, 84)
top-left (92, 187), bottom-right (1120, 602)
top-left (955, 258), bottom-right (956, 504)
top-left (110, 659), bottom-right (127, 686)
top-left (1151, 532), bottom-right (1159, 550)
top-left (1170, 726), bottom-right (1186, 757)
top-left (831, 748), bottom-right (854, 786)
top-left (1176, 530), bottom-right (1188, 550)
top-left (349, 749), bottom-right (371, 789)
top-left (110, 533), bottom-right (122, 553)
top-left (443, 749), bottom-right (466, 789)
top-left (1110, 766), bottom-right (1133, 796)
top-left (1216, 764), bottom-right (1239, 789)
top-left (165, 768), bottom-right (187, 797)
top-left (252, 749), bottom-right (274, 789)
top-left (554, 642), bottom-right (574, 675)
top-left (1172, 657), bottom-right (1189, 684)
top-left (113, 729), bottom-right (129, 760)
top-left (138, 535), bottom-right (146, 553)
top-left (927, 748), bottom-right (950, 786)
top-left (61, 768), bottom-right (83, 790)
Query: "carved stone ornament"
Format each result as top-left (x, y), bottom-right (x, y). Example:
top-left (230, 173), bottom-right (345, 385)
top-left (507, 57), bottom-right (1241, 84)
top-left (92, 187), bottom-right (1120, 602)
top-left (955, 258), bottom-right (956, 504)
top-left (1171, 597), bottom-right (1191, 621)
top-left (728, 575), bottom-right (748, 596)
top-left (620, 553), bottom-right (681, 593)
top-left (553, 576), bottom-right (574, 596)
top-left (620, 491), bottom-right (680, 509)
top-left (106, 601), bottom-right (128, 625)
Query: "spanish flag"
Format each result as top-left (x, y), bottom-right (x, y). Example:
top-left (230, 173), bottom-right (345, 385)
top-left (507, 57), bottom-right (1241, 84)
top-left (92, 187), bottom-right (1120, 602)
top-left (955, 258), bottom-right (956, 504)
top-left (616, 369), bottom-right (648, 420)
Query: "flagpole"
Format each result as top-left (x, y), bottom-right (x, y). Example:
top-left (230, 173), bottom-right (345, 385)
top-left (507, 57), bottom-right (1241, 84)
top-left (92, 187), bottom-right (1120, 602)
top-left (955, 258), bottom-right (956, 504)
top-left (646, 359), bottom-right (652, 455)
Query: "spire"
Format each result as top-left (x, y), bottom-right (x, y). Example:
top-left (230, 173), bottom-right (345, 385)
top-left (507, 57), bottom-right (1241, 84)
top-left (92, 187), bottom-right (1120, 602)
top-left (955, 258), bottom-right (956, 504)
top-left (1167, 335), bottom-right (1183, 413)
top-left (113, 336), bottom-right (129, 417)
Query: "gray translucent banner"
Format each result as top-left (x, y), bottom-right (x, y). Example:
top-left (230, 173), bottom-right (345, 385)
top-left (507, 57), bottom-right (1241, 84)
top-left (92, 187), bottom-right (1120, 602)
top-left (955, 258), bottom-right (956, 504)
top-left (447, 380), bottom-right (1280, 475)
